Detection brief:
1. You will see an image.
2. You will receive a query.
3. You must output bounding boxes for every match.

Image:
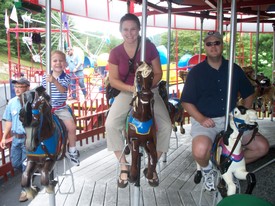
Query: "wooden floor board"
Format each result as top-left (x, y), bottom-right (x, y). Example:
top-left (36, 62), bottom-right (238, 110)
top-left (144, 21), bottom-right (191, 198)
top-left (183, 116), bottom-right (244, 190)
top-left (154, 187), bottom-right (170, 206)
top-left (90, 183), bottom-right (107, 206)
top-left (166, 189), bottom-right (184, 206)
top-left (77, 180), bottom-right (95, 206)
top-left (63, 178), bottom-right (84, 206)
top-left (104, 182), bottom-right (118, 206)
top-left (25, 120), bottom-right (275, 206)
top-left (142, 187), bottom-right (157, 206)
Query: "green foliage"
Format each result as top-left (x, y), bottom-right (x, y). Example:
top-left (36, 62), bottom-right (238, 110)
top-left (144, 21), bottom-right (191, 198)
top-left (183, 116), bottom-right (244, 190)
top-left (160, 30), bottom-right (202, 62)
top-left (160, 30), bottom-right (274, 79)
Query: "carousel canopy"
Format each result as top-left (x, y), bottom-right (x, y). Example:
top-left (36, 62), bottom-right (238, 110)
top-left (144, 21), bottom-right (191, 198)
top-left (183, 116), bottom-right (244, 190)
top-left (31, 0), bottom-right (275, 33)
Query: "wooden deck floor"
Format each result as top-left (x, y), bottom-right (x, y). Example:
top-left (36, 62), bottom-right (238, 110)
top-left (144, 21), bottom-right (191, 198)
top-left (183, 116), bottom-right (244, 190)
top-left (26, 119), bottom-right (275, 206)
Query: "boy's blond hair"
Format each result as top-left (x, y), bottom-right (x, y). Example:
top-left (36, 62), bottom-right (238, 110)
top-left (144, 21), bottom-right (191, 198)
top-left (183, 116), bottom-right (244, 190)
top-left (51, 50), bottom-right (66, 60)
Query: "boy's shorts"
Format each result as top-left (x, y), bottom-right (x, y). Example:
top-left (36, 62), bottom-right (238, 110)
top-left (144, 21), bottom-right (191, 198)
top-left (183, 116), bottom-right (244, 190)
top-left (54, 107), bottom-right (73, 121)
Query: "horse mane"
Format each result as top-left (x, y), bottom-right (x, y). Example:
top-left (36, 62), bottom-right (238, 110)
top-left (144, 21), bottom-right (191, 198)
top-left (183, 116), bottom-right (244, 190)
top-left (132, 62), bottom-right (153, 112)
top-left (35, 86), bottom-right (51, 102)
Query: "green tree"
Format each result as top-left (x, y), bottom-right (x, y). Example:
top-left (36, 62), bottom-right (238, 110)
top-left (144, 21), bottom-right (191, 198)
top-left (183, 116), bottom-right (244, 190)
top-left (0, 0), bottom-right (17, 56)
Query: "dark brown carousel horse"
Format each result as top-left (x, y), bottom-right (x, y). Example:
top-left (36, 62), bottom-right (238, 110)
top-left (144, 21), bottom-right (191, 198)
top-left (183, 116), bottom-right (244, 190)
top-left (126, 62), bottom-right (158, 185)
top-left (158, 72), bottom-right (185, 134)
top-left (241, 66), bottom-right (275, 114)
top-left (19, 86), bottom-right (67, 199)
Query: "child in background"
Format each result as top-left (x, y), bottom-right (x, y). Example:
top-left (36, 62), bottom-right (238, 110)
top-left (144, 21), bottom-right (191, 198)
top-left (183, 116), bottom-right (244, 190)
top-left (42, 50), bottom-right (80, 166)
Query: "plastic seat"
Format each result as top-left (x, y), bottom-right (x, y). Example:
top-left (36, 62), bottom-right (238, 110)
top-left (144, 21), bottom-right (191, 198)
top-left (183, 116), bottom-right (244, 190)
top-left (217, 194), bottom-right (273, 206)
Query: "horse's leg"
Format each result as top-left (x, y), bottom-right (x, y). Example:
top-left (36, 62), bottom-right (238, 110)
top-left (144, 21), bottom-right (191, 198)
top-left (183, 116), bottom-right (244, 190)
top-left (267, 100), bottom-right (273, 114)
top-left (261, 99), bottom-right (266, 113)
top-left (222, 171), bottom-right (236, 196)
top-left (180, 121), bottom-right (185, 134)
top-left (234, 168), bottom-right (256, 194)
top-left (145, 141), bottom-right (158, 180)
top-left (172, 123), bottom-right (177, 132)
top-left (245, 173), bottom-right (256, 194)
top-left (21, 161), bottom-right (39, 199)
top-left (129, 139), bottom-right (139, 183)
top-left (144, 144), bottom-right (153, 180)
top-left (41, 160), bottom-right (56, 193)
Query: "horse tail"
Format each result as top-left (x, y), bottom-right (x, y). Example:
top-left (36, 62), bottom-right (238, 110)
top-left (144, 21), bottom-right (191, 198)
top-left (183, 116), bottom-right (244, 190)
top-left (211, 131), bottom-right (224, 168)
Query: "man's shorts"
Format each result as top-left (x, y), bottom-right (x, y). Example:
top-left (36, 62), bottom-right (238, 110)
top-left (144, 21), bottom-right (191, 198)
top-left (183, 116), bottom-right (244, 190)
top-left (190, 116), bottom-right (256, 144)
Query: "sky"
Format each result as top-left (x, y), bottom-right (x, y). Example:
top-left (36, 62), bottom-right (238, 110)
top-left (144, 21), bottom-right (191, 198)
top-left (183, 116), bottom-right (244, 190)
top-left (72, 16), bottom-right (167, 39)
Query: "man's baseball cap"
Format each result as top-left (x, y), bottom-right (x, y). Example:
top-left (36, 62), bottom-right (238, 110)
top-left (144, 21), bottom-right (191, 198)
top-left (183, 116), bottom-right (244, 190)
top-left (12, 78), bottom-right (30, 86)
top-left (204, 31), bottom-right (223, 42)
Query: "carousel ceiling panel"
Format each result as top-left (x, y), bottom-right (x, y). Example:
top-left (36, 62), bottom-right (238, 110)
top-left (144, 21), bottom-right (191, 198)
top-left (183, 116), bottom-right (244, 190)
top-left (36, 0), bottom-right (275, 32)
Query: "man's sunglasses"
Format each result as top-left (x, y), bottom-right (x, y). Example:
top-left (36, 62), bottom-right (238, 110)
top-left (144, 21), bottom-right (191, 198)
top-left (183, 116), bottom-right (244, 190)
top-left (205, 41), bottom-right (221, 47)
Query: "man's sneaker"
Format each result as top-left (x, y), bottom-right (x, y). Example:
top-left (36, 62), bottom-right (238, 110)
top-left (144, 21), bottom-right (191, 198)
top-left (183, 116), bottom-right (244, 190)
top-left (202, 169), bottom-right (217, 191)
top-left (68, 150), bottom-right (80, 166)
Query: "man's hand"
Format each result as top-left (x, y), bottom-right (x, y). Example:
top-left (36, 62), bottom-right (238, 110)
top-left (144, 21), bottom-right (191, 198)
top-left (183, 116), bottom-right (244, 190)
top-left (200, 117), bottom-right (215, 128)
top-left (0, 138), bottom-right (6, 149)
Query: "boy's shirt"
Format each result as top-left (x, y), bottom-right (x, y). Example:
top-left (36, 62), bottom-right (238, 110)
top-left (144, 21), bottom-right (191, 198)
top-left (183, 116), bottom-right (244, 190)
top-left (42, 71), bottom-right (71, 109)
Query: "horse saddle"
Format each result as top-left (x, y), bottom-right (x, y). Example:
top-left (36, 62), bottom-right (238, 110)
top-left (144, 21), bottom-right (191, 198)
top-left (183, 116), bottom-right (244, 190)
top-left (27, 114), bottom-right (65, 157)
top-left (127, 115), bottom-right (153, 135)
top-left (211, 130), bottom-right (244, 174)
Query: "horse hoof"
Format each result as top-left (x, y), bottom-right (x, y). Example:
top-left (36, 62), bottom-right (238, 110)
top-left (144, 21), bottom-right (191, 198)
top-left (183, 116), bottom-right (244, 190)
top-left (45, 184), bottom-right (55, 194)
top-left (124, 145), bottom-right (130, 155)
top-left (24, 187), bottom-right (38, 200)
top-left (194, 170), bottom-right (202, 184)
top-left (217, 179), bottom-right (227, 198)
top-left (128, 175), bottom-right (137, 184)
top-left (180, 128), bottom-right (185, 134)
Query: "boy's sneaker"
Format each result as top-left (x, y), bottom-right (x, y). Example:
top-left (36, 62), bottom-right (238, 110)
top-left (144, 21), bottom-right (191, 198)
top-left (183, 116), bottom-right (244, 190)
top-left (68, 150), bottom-right (80, 166)
top-left (202, 169), bottom-right (217, 191)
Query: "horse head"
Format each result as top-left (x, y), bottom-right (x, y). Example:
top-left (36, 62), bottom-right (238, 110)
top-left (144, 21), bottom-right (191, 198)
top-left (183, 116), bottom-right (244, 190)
top-left (135, 62), bottom-right (154, 92)
top-left (231, 106), bottom-right (258, 130)
top-left (225, 106), bottom-right (258, 146)
top-left (20, 86), bottom-right (52, 152)
top-left (132, 62), bottom-right (154, 114)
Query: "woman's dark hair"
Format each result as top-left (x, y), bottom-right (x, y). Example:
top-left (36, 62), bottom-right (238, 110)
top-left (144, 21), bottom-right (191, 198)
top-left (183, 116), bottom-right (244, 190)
top-left (119, 13), bottom-right (141, 32)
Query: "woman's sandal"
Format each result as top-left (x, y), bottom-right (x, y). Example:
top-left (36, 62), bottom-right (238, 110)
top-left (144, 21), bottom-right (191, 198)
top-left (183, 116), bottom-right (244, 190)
top-left (117, 170), bottom-right (129, 188)
top-left (143, 168), bottom-right (159, 187)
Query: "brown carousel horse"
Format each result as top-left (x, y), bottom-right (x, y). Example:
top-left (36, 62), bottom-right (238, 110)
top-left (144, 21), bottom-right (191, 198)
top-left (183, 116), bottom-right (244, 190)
top-left (241, 66), bottom-right (275, 114)
top-left (158, 70), bottom-right (186, 135)
top-left (19, 86), bottom-right (67, 199)
top-left (126, 62), bottom-right (158, 186)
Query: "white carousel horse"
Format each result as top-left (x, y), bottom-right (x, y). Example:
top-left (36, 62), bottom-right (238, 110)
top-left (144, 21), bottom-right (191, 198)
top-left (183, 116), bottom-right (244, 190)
top-left (211, 106), bottom-right (258, 196)
top-left (195, 106), bottom-right (258, 199)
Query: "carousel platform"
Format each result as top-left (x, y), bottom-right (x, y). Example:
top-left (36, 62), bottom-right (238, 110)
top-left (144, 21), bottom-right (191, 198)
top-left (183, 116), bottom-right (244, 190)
top-left (0, 119), bottom-right (274, 206)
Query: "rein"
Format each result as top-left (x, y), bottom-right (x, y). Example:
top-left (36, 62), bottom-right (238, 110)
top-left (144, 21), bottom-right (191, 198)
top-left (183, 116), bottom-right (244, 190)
top-left (247, 74), bottom-right (260, 85)
top-left (32, 99), bottom-right (57, 161)
top-left (219, 112), bottom-right (258, 168)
